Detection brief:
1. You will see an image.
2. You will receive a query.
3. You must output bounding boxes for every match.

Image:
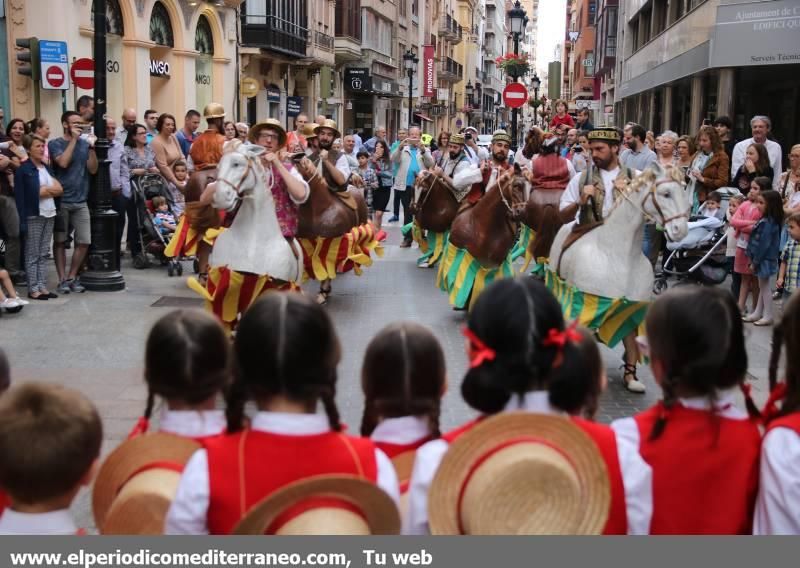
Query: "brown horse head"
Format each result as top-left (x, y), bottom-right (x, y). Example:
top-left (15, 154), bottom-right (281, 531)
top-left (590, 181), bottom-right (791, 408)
top-left (414, 170), bottom-right (460, 233)
top-left (518, 187), bottom-right (567, 261)
top-left (449, 168), bottom-right (528, 268)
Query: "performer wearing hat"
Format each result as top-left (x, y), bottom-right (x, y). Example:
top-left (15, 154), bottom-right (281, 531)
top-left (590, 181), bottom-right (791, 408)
top-left (430, 133), bottom-right (483, 204)
top-left (190, 103), bottom-right (227, 171)
top-left (465, 130), bottom-right (513, 205)
top-left (303, 123), bottom-right (319, 156)
top-left (558, 127), bottom-right (635, 225)
top-left (310, 120), bottom-right (352, 193)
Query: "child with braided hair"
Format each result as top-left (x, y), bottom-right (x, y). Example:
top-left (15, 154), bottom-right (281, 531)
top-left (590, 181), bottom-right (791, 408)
top-left (612, 286), bottom-right (761, 534)
top-left (127, 309), bottom-right (231, 440)
top-left (165, 292), bottom-right (399, 535)
top-left (754, 290), bottom-right (800, 534)
top-left (405, 277), bottom-right (650, 535)
top-left (360, 322), bottom-right (446, 502)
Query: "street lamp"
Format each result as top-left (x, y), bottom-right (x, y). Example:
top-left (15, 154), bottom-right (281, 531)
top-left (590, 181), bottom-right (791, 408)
top-left (82, 0), bottom-right (125, 291)
top-left (475, 82), bottom-right (482, 129)
top-left (465, 80), bottom-right (474, 127)
top-left (508, 0), bottom-right (527, 151)
top-left (531, 73), bottom-right (541, 126)
top-left (403, 49), bottom-right (418, 129)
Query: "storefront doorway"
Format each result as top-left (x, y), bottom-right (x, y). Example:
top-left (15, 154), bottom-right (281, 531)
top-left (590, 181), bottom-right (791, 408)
top-left (149, 1), bottom-right (174, 114)
top-left (195, 15), bottom-right (214, 117)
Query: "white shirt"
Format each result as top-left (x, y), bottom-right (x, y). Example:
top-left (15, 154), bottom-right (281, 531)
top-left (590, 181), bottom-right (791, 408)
top-left (164, 411), bottom-right (400, 534)
top-left (334, 152), bottom-right (352, 180)
top-left (158, 409), bottom-right (226, 438)
top-left (36, 166), bottom-right (57, 218)
top-left (0, 509), bottom-right (78, 535)
top-left (611, 387), bottom-right (747, 536)
top-left (754, 426), bottom-right (800, 534)
top-left (560, 166), bottom-right (631, 221)
top-left (731, 137), bottom-right (783, 190)
top-left (371, 416), bottom-right (433, 446)
top-left (404, 391), bottom-right (651, 535)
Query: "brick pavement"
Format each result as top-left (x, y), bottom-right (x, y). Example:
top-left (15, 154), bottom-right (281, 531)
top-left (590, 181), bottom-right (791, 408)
top-left (0, 221), bottom-right (779, 529)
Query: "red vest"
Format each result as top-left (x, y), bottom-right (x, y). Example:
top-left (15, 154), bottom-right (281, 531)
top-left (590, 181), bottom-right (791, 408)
top-left (204, 429), bottom-right (378, 535)
top-left (633, 404), bottom-right (761, 534)
top-left (441, 416), bottom-right (626, 534)
top-left (767, 412), bottom-right (800, 435)
top-left (0, 489), bottom-right (8, 516)
top-left (467, 162), bottom-right (511, 204)
top-left (531, 153), bottom-right (571, 190)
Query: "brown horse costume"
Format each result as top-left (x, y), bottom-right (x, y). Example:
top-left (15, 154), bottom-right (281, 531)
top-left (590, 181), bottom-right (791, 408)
top-left (437, 170), bottom-right (527, 309)
top-left (513, 192), bottom-right (565, 271)
top-left (164, 169), bottom-right (222, 260)
top-left (403, 172), bottom-right (461, 268)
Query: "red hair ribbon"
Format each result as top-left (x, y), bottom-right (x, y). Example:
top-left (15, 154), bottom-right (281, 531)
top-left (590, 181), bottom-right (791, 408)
top-left (542, 320), bottom-right (581, 350)
top-left (462, 327), bottom-right (496, 369)
top-left (761, 383), bottom-right (788, 424)
top-left (127, 416), bottom-right (150, 439)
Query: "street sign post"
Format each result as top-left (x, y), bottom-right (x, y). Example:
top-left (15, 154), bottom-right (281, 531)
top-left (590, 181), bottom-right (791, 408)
top-left (503, 82), bottom-right (527, 109)
top-left (39, 40), bottom-right (70, 90)
top-left (70, 58), bottom-right (95, 90)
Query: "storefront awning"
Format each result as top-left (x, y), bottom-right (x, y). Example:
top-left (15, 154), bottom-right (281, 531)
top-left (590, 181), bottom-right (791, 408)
top-left (414, 113), bottom-right (433, 122)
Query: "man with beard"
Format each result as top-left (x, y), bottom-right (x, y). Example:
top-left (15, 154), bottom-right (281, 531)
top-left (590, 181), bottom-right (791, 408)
top-left (464, 130), bottom-right (514, 204)
top-left (559, 127), bottom-right (635, 225)
top-left (430, 133), bottom-right (482, 203)
top-left (310, 120), bottom-right (351, 192)
top-left (558, 126), bottom-right (643, 394)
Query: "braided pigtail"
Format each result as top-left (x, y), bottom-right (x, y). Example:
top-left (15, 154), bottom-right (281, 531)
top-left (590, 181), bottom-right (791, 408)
top-left (649, 375), bottom-right (677, 441)
top-left (423, 398), bottom-right (442, 439)
top-left (319, 386), bottom-right (342, 432)
top-left (143, 389), bottom-right (156, 421)
top-left (768, 324), bottom-right (783, 392)
top-left (359, 399), bottom-right (380, 437)
top-left (224, 375), bottom-right (249, 433)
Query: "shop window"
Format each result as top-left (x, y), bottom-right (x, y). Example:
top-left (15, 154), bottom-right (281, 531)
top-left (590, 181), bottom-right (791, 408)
top-left (588, 1), bottom-right (596, 26)
top-left (583, 51), bottom-right (594, 77)
top-left (150, 1), bottom-right (174, 47)
top-left (195, 15), bottom-right (214, 116)
top-left (91, 0), bottom-right (124, 36)
top-left (195, 15), bottom-right (214, 55)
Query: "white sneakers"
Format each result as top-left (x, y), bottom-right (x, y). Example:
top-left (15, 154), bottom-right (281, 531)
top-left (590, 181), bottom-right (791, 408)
top-left (1, 297), bottom-right (28, 309)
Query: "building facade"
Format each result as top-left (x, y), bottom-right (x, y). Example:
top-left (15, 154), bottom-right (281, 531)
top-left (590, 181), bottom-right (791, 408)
top-left (4, 0), bottom-right (239, 130)
top-left (594, 0), bottom-right (618, 126)
top-left (615, 0), bottom-right (799, 152)
top-left (562, 0), bottom-right (597, 110)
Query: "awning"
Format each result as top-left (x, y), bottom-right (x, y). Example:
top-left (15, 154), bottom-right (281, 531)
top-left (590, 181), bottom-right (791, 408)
top-left (414, 112), bottom-right (433, 122)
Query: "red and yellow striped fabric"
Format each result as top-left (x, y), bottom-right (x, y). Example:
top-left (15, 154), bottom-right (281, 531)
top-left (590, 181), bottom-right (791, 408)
top-left (298, 222), bottom-right (384, 281)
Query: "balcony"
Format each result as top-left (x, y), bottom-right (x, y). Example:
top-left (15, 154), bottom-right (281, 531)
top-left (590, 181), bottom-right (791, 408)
top-left (314, 31), bottom-right (334, 51)
top-left (437, 57), bottom-right (463, 81)
top-left (241, 14), bottom-right (307, 58)
top-left (438, 14), bottom-right (463, 44)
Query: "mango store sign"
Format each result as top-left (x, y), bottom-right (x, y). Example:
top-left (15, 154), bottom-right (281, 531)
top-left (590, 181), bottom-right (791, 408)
top-left (150, 59), bottom-right (171, 77)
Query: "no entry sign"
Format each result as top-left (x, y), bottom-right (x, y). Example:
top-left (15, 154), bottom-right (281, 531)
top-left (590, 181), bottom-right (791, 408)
top-left (503, 82), bottom-right (528, 109)
top-left (71, 58), bottom-right (95, 90)
top-left (46, 65), bottom-right (65, 88)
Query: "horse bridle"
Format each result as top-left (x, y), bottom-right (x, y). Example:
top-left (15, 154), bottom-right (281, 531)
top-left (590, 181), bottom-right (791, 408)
top-left (620, 176), bottom-right (689, 226)
top-left (216, 157), bottom-right (255, 195)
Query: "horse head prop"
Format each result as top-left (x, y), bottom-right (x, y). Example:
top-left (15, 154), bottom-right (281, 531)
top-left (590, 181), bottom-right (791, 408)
top-left (413, 170), bottom-right (460, 233)
top-left (209, 144), bottom-right (304, 283)
top-left (449, 167), bottom-right (528, 268)
top-left (549, 162), bottom-right (690, 302)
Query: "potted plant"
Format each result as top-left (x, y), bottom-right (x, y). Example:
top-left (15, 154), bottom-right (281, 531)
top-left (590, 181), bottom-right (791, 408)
top-left (495, 53), bottom-right (530, 77)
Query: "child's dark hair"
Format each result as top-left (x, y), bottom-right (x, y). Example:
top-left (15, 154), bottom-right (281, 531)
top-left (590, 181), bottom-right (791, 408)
top-left (229, 292), bottom-right (342, 432)
top-left (461, 277), bottom-right (584, 414)
top-left (645, 286), bottom-right (750, 440)
top-left (759, 190), bottom-right (784, 226)
top-left (360, 322), bottom-right (445, 437)
top-left (143, 310), bottom-right (230, 421)
top-left (548, 327), bottom-right (604, 419)
top-left (788, 212), bottom-right (800, 227)
top-left (706, 190), bottom-right (723, 203)
top-left (152, 195), bottom-right (167, 208)
top-left (767, 290), bottom-right (800, 418)
top-left (0, 346), bottom-right (9, 393)
top-left (356, 150), bottom-right (370, 159)
top-left (729, 193), bottom-right (745, 205)
top-left (172, 160), bottom-right (187, 171)
top-left (752, 176), bottom-right (772, 192)
top-left (0, 383), bottom-right (102, 504)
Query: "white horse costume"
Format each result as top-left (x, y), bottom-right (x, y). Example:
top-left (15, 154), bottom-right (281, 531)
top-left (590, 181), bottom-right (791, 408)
top-left (189, 144), bottom-right (304, 331)
top-left (546, 164), bottom-right (689, 347)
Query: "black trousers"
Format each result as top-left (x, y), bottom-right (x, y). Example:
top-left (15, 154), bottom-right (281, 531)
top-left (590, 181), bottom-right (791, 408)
top-left (399, 187), bottom-right (414, 241)
top-left (111, 192), bottom-right (127, 268)
top-left (126, 193), bottom-right (141, 256)
top-left (393, 190), bottom-right (401, 217)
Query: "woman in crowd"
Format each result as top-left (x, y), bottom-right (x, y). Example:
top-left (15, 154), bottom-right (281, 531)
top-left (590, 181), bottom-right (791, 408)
top-left (151, 113), bottom-right (185, 190)
top-left (656, 130), bottom-right (679, 168)
top-left (432, 132), bottom-right (451, 166)
top-left (370, 140), bottom-right (393, 241)
top-left (13, 135), bottom-right (62, 300)
top-left (4, 119), bottom-right (28, 164)
top-left (235, 122), bottom-right (249, 142)
top-left (778, 144), bottom-right (800, 250)
top-left (25, 118), bottom-right (51, 165)
top-left (223, 121), bottom-right (237, 142)
top-left (687, 125), bottom-right (730, 212)
top-left (732, 142), bottom-right (774, 195)
top-left (121, 123), bottom-right (157, 259)
top-left (676, 135), bottom-right (695, 182)
top-left (549, 100), bottom-right (574, 130)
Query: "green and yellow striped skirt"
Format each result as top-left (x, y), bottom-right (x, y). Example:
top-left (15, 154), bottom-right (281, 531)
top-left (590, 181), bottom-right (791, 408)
top-left (437, 242), bottom-right (515, 310)
top-left (544, 268), bottom-right (649, 348)
top-left (402, 221), bottom-right (449, 267)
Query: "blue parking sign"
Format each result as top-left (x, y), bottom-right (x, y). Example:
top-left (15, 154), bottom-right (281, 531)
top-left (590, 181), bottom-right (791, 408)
top-left (39, 40), bottom-right (70, 90)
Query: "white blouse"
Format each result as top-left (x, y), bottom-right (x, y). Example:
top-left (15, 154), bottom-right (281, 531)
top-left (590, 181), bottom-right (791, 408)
top-left (158, 409), bottom-right (227, 438)
top-left (164, 411), bottom-right (399, 534)
top-left (754, 426), bottom-right (800, 535)
top-left (36, 166), bottom-right (57, 218)
top-left (0, 509), bottom-right (78, 535)
top-left (404, 391), bottom-right (652, 535)
top-left (370, 415), bottom-right (433, 446)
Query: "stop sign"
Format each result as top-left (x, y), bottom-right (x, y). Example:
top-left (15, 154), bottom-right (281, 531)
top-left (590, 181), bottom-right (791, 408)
top-left (503, 83), bottom-right (528, 109)
top-left (46, 66), bottom-right (65, 88)
top-left (70, 58), bottom-right (95, 90)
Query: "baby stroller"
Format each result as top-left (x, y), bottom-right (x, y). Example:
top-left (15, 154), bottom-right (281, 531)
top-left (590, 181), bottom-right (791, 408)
top-left (130, 174), bottom-right (184, 277)
top-left (653, 187), bottom-right (741, 294)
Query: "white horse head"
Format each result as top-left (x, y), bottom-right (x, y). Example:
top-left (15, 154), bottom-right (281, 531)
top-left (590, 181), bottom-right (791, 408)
top-left (631, 163), bottom-right (690, 242)
top-left (213, 143), bottom-right (265, 212)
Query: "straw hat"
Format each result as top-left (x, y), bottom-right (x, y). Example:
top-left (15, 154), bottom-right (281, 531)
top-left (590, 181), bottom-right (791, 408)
top-left (428, 413), bottom-right (610, 535)
top-left (92, 433), bottom-right (201, 534)
top-left (303, 123), bottom-right (319, 139)
top-left (314, 119), bottom-right (341, 140)
top-left (232, 475), bottom-right (400, 535)
top-left (248, 118), bottom-right (287, 147)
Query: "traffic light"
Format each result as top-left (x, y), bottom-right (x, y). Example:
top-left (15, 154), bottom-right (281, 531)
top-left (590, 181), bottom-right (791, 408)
top-left (15, 37), bottom-right (40, 79)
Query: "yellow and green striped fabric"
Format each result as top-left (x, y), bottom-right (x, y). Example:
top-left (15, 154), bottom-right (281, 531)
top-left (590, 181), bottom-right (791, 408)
top-left (402, 221), bottom-right (450, 267)
top-left (437, 241), bottom-right (515, 310)
top-left (544, 268), bottom-right (649, 348)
